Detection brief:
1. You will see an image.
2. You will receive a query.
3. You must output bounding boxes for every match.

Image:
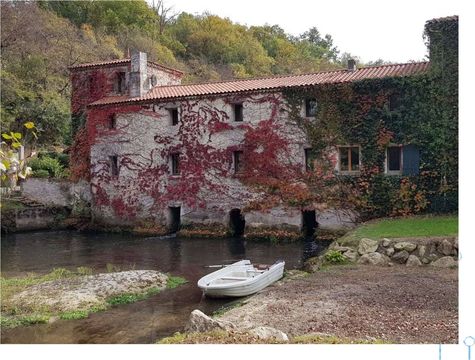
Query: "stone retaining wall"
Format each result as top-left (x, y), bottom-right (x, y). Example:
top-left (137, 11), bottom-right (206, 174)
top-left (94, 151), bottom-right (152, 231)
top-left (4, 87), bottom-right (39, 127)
top-left (329, 237), bottom-right (458, 268)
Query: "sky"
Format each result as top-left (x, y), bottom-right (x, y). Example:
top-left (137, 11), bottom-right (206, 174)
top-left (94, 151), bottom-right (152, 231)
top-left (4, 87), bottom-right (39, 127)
top-left (148, 0), bottom-right (465, 63)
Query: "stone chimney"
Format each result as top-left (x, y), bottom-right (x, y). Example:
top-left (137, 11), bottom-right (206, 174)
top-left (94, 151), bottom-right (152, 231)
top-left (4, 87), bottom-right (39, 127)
top-left (129, 50), bottom-right (148, 98)
top-left (347, 58), bottom-right (357, 72)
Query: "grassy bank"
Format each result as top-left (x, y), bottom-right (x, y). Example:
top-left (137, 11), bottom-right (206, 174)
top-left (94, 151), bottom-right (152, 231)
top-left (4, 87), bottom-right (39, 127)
top-left (339, 215), bottom-right (458, 247)
top-left (0, 267), bottom-right (187, 329)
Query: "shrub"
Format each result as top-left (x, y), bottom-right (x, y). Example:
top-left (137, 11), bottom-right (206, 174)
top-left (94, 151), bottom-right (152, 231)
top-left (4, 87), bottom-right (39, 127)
top-left (324, 250), bottom-right (347, 264)
top-left (28, 156), bottom-right (64, 178)
top-left (32, 169), bottom-right (50, 178)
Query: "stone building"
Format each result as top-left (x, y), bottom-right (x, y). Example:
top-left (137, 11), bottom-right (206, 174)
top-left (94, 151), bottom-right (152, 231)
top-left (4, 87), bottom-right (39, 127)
top-left (69, 16), bottom-right (457, 234)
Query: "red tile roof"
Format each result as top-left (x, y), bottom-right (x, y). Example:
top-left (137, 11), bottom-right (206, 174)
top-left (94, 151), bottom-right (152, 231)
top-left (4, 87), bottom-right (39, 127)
top-left (69, 58), bottom-right (184, 76)
top-left (90, 61), bottom-right (430, 107)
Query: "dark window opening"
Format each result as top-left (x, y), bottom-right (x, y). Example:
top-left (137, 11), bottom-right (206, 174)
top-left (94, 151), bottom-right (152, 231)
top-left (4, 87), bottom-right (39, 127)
top-left (168, 206), bottom-right (181, 233)
top-left (169, 108), bottom-right (179, 126)
top-left (108, 113), bottom-right (117, 129)
top-left (171, 153), bottom-right (180, 175)
top-left (388, 93), bottom-right (402, 111)
top-left (302, 210), bottom-right (318, 237)
top-left (339, 146), bottom-right (360, 172)
top-left (304, 148), bottom-right (315, 171)
top-left (233, 151), bottom-right (243, 173)
top-left (234, 103), bottom-right (243, 122)
top-left (229, 209), bottom-right (246, 237)
top-left (116, 72), bottom-right (126, 94)
top-left (110, 155), bottom-right (119, 177)
top-left (305, 98), bottom-right (317, 117)
top-left (387, 146), bottom-right (402, 172)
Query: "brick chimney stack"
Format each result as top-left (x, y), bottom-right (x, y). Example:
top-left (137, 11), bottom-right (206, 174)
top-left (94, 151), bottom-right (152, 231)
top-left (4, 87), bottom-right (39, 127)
top-left (129, 50), bottom-right (148, 98)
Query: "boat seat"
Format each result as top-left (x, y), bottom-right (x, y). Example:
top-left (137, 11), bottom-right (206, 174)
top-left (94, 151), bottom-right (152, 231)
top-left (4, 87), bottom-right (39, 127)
top-left (247, 269), bottom-right (265, 273)
top-left (219, 276), bottom-right (249, 281)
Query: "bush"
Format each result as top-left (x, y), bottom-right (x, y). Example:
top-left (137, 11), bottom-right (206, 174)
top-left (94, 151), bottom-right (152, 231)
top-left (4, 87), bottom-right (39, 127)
top-left (28, 156), bottom-right (64, 178)
top-left (32, 169), bottom-right (50, 178)
top-left (39, 152), bottom-right (69, 168)
top-left (324, 250), bottom-right (347, 264)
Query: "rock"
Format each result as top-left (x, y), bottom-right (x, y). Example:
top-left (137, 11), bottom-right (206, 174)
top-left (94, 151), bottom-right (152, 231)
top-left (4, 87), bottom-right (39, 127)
top-left (357, 252), bottom-right (390, 266)
top-left (394, 242), bottom-right (417, 252)
top-left (249, 326), bottom-right (289, 342)
top-left (334, 246), bottom-right (353, 253)
top-left (392, 250), bottom-right (410, 264)
top-left (454, 238), bottom-right (458, 250)
top-left (303, 256), bottom-right (323, 273)
top-left (358, 238), bottom-right (379, 255)
top-left (438, 239), bottom-right (453, 256)
top-left (343, 250), bottom-right (358, 262)
top-left (186, 309), bottom-right (235, 333)
top-left (428, 253), bottom-right (439, 262)
top-left (381, 238), bottom-right (391, 247)
top-left (421, 257), bottom-right (430, 264)
top-left (406, 255), bottom-right (422, 267)
top-left (417, 245), bottom-right (427, 258)
top-left (385, 247), bottom-right (395, 257)
top-left (431, 256), bottom-right (458, 268)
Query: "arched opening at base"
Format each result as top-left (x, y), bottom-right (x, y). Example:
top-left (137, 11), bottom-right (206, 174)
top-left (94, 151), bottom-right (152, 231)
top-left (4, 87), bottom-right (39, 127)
top-left (302, 210), bottom-right (317, 237)
top-left (229, 208), bottom-right (245, 237)
top-left (168, 206), bottom-right (181, 233)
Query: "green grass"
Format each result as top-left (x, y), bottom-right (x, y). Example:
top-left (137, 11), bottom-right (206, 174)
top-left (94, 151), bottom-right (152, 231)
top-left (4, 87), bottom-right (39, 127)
top-left (59, 310), bottom-right (90, 320)
top-left (106, 287), bottom-right (163, 306)
top-left (166, 276), bottom-right (188, 289)
top-left (339, 215), bottom-right (458, 246)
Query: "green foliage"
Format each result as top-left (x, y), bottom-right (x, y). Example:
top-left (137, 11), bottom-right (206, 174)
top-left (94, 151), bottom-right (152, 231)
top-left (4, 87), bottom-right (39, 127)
top-left (324, 250), bottom-right (347, 264)
top-left (106, 287), bottom-right (162, 306)
top-left (28, 156), bottom-right (65, 178)
top-left (166, 276), bottom-right (188, 289)
top-left (59, 310), bottom-right (89, 320)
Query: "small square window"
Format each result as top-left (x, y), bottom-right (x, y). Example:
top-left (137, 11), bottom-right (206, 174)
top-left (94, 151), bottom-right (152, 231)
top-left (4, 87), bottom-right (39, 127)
top-left (169, 108), bottom-right (179, 126)
top-left (171, 153), bottom-right (180, 175)
top-left (338, 146), bottom-right (360, 173)
top-left (234, 103), bottom-right (243, 122)
top-left (108, 113), bottom-right (117, 129)
top-left (233, 151), bottom-right (243, 173)
top-left (386, 146), bottom-right (402, 173)
top-left (110, 155), bottom-right (119, 177)
top-left (116, 72), bottom-right (126, 94)
top-left (305, 98), bottom-right (317, 117)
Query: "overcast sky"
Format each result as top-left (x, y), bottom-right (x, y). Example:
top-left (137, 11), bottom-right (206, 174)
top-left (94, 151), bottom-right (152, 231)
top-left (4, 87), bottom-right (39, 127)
top-left (149, 0), bottom-right (464, 63)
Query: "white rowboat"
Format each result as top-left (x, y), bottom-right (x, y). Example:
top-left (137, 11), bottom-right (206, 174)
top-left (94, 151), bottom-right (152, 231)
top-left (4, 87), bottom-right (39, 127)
top-left (198, 259), bottom-right (285, 298)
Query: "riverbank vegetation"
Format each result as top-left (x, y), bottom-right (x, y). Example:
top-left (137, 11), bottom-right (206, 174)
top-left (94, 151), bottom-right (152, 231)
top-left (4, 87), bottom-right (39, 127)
top-left (0, 267), bottom-right (187, 329)
top-left (338, 214), bottom-right (458, 247)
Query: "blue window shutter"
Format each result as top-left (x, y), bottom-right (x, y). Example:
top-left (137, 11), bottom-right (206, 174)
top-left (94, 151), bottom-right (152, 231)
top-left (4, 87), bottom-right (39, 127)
top-left (402, 145), bottom-right (420, 175)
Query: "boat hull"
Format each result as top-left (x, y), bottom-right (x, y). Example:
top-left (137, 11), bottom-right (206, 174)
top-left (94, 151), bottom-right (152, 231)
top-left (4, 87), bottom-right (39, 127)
top-left (198, 260), bottom-right (285, 298)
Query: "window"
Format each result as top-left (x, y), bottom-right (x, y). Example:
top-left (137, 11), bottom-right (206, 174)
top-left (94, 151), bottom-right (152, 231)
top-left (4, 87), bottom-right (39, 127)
top-left (233, 103), bottom-right (243, 122)
top-left (116, 72), bottom-right (126, 94)
top-left (110, 155), bottom-right (119, 177)
top-left (169, 108), bottom-right (179, 126)
top-left (233, 151), bottom-right (243, 173)
top-left (338, 146), bottom-right (360, 173)
top-left (305, 98), bottom-right (317, 117)
top-left (171, 153), bottom-right (180, 175)
top-left (108, 113), bottom-right (117, 129)
top-left (386, 146), bottom-right (402, 174)
top-left (304, 148), bottom-right (315, 171)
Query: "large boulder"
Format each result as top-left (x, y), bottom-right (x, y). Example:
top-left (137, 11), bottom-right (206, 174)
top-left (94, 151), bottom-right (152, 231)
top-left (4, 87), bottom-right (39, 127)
top-left (358, 238), bottom-right (379, 255)
top-left (248, 326), bottom-right (289, 342)
top-left (385, 247), bottom-right (395, 257)
top-left (431, 256), bottom-right (458, 268)
top-left (381, 238), bottom-right (392, 247)
top-left (392, 250), bottom-right (410, 264)
top-left (438, 239), bottom-right (454, 256)
top-left (186, 309), bottom-right (235, 333)
top-left (406, 255), bottom-right (422, 267)
top-left (357, 252), bottom-right (390, 266)
top-left (394, 242), bottom-right (417, 252)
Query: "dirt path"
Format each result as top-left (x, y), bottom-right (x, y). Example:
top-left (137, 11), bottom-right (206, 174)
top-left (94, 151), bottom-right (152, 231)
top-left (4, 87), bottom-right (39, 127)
top-left (218, 265), bottom-right (458, 343)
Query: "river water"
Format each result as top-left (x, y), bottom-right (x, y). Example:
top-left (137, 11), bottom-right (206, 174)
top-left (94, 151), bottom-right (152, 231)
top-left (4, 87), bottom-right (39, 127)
top-left (1, 230), bottom-right (329, 344)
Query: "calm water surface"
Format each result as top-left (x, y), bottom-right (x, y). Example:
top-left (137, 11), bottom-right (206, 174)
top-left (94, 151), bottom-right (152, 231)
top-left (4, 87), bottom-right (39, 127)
top-left (1, 230), bottom-right (329, 344)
